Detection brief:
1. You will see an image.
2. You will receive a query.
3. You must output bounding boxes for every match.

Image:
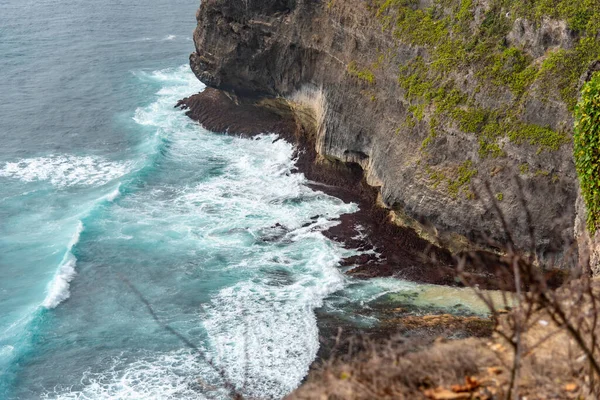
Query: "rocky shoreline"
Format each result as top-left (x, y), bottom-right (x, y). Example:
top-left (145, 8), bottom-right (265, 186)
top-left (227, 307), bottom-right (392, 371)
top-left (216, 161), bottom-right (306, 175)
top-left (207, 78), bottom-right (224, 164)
top-left (177, 88), bottom-right (512, 289)
top-left (176, 88), bottom-right (500, 365)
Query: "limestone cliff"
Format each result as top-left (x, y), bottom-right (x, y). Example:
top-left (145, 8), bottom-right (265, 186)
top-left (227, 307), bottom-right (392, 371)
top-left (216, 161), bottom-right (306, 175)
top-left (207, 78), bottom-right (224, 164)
top-left (189, 0), bottom-right (600, 261)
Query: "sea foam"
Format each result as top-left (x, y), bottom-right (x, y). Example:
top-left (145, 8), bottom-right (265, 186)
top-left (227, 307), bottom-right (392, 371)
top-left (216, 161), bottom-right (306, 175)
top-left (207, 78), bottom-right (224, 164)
top-left (203, 249), bottom-right (346, 398)
top-left (128, 66), bottom-right (355, 397)
top-left (41, 350), bottom-right (225, 400)
top-left (0, 155), bottom-right (132, 188)
top-left (37, 65), bottom-right (356, 399)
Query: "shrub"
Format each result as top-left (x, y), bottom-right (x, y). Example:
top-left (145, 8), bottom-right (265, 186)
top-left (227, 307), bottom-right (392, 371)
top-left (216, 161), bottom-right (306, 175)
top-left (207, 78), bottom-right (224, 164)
top-left (574, 72), bottom-right (600, 234)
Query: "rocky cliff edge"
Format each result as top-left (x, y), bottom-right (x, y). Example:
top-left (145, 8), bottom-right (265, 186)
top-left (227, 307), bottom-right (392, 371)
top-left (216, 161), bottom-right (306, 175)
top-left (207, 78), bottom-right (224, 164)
top-left (189, 0), bottom-right (600, 264)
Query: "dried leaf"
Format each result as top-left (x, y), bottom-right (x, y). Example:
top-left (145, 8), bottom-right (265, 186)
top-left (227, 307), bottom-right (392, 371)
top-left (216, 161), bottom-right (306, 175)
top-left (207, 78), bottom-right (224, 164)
top-left (564, 383), bottom-right (578, 392)
top-left (423, 388), bottom-right (471, 400)
top-left (489, 343), bottom-right (506, 352)
top-left (486, 366), bottom-right (503, 375)
top-left (451, 376), bottom-right (481, 392)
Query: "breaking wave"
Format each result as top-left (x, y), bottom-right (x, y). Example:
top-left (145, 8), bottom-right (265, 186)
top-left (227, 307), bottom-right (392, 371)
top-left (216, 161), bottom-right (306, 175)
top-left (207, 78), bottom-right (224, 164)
top-left (42, 221), bottom-right (84, 309)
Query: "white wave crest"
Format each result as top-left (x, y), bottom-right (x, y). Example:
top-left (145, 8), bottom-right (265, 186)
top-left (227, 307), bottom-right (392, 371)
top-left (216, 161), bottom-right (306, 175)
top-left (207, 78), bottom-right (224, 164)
top-left (132, 65), bottom-right (203, 87)
top-left (0, 155), bottom-right (132, 188)
top-left (42, 221), bottom-right (84, 309)
top-left (103, 184), bottom-right (122, 202)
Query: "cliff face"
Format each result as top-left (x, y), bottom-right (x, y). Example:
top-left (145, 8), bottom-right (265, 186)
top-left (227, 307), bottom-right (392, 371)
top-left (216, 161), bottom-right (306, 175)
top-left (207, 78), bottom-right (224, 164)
top-left (190, 0), bottom-right (599, 259)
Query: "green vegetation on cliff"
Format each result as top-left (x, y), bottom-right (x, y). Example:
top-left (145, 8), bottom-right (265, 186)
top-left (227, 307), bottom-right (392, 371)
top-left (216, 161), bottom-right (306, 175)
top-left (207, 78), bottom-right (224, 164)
top-left (424, 159), bottom-right (477, 200)
top-left (575, 72), bottom-right (600, 233)
top-left (367, 0), bottom-right (598, 164)
top-left (347, 61), bottom-right (376, 84)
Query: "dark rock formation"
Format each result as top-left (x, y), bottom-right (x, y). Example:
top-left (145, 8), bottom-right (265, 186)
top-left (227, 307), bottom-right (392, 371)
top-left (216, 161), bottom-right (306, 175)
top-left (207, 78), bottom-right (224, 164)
top-left (188, 0), bottom-right (582, 261)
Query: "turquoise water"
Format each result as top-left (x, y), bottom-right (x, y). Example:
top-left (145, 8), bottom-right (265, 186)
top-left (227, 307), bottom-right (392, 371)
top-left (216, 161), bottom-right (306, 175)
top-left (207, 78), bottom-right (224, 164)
top-left (0, 1), bottom-right (492, 398)
top-left (0, 1), bottom-right (361, 397)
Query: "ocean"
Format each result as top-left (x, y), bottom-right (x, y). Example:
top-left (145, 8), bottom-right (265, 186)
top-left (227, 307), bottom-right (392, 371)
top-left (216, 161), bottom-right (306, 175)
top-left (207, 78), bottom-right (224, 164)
top-left (0, 1), bottom-right (489, 398)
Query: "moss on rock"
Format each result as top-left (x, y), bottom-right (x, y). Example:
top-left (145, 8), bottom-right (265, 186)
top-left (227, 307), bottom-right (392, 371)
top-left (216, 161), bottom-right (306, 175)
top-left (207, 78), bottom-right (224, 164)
top-left (574, 72), bottom-right (600, 233)
top-left (370, 0), bottom-right (587, 163)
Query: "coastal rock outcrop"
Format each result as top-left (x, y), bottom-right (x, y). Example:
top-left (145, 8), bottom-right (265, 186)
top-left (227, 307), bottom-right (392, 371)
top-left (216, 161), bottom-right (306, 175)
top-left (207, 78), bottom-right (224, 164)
top-left (188, 0), bottom-right (597, 262)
